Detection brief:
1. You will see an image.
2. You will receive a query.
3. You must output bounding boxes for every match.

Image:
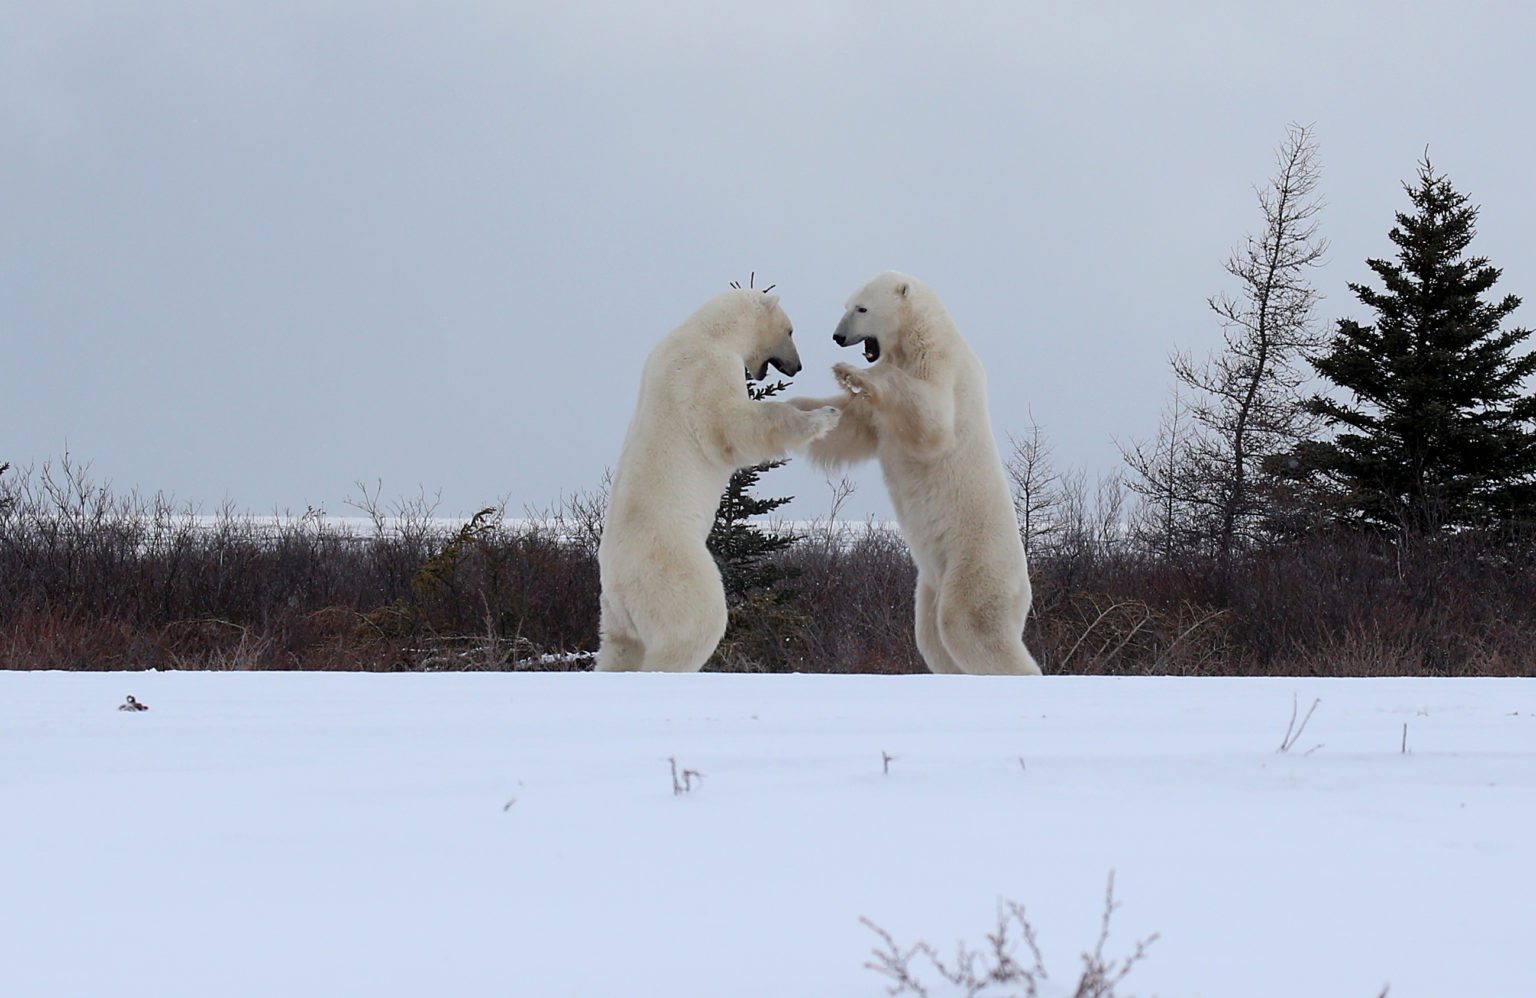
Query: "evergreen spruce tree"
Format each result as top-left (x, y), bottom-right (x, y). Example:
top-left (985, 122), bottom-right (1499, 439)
top-left (705, 379), bottom-right (806, 671)
top-left (1294, 156), bottom-right (1536, 534)
top-left (707, 379), bottom-right (800, 602)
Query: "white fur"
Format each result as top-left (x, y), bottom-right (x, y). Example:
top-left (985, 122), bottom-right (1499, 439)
top-left (596, 289), bottom-right (840, 672)
top-left (793, 272), bottom-right (1042, 675)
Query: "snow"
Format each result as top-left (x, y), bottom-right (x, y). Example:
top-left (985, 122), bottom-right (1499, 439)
top-left (3, 671), bottom-right (1534, 997)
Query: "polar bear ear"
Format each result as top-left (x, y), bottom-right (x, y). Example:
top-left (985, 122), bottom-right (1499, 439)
top-left (761, 293), bottom-right (781, 309)
top-left (895, 282), bottom-right (909, 298)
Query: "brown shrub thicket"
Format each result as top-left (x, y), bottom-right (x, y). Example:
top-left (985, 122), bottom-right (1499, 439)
top-left (2, 459), bottom-right (1532, 675)
top-left (0, 461), bottom-right (598, 672)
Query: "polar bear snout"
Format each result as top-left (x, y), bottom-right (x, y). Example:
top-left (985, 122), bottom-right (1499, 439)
top-left (833, 313), bottom-right (881, 362)
top-left (761, 332), bottom-right (803, 378)
top-left (833, 313), bottom-right (854, 347)
top-left (769, 353), bottom-right (802, 377)
top-left (754, 354), bottom-right (801, 380)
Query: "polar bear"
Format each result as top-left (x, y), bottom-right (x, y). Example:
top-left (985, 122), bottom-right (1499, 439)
top-left (596, 289), bottom-right (840, 673)
top-left (791, 272), bottom-right (1042, 675)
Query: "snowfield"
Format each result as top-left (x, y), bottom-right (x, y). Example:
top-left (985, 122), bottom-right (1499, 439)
top-left (3, 671), bottom-right (1533, 997)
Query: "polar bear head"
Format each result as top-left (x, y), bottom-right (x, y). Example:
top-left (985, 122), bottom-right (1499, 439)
top-left (728, 289), bottom-right (802, 381)
top-left (832, 271), bottom-right (931, 367)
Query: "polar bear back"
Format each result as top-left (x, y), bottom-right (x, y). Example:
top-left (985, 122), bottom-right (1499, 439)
top-left (606, 325), bottom-right (748, 545)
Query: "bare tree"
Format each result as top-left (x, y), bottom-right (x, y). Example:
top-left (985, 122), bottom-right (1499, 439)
top-left (1121, 389), bottom-right (1206, 562)
top-left (1006, 417), bottom-right (1067, 562)
top-left (1054, 467), bottom-right (1129, 570)
top-left (1129, 122), bottom-right (1327, 576)
top-left (1190, 122), bottom-right (1327, 567)
top-left (527, 469), bottom-right (610, 557)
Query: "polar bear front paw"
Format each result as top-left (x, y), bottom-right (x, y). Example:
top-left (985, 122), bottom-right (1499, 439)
top-left (803, 405), bottom-right (842, 440)
top-left (833, 363), bottom-right (873, 398)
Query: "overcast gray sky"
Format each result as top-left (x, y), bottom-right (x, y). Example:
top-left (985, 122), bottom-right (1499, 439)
top-left (5, 1), bottom-right (1534, 520)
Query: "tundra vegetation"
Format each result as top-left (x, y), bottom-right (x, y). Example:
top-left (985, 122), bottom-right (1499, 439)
top-left (3, 134), bottom-right (1533, 675)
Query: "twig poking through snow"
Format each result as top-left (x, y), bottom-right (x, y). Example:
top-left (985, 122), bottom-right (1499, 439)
top-left (1277, 694), bottom-right (1321, 754)
top-left (502, 780), bottom-right (524, 811)
top-left (669, 757), bottom-right (703, 795)
top-left (117, 695), bottom-right (149, 712)
top-left (882, 751), bottom-right (896, 775)
top-left (1401, 723), bottom-right (1409, 755)
top-left (1077, 871), bottom-right (1160, 998)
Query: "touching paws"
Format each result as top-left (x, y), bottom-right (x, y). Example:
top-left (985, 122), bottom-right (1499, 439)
top-left (803, 405), bottom-right (842, 440)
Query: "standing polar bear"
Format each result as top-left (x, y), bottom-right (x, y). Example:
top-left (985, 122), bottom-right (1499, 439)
top-left (596, 289), bottom-right (840, 673)
top-left (793, 272), bottom-right (1042, 675)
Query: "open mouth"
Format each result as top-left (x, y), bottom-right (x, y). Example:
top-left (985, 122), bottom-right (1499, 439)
top-left (862, 338), bottom-right (881, 363)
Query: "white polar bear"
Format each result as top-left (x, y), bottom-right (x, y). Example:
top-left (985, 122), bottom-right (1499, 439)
top-left (596, 289), bottom-right (841, 673)
top-left (792, 271), bottom-right (1042, 675)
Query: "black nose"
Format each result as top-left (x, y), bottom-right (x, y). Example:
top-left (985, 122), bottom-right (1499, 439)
top-left (833, 333), bottom-right (847, 346)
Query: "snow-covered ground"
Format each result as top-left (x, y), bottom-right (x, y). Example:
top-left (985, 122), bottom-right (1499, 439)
top-left (3, 671), bottom-right (1533, 997)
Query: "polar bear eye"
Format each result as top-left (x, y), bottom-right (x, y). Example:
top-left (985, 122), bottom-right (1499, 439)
top-left (855, 306), bottom-right (867, 313)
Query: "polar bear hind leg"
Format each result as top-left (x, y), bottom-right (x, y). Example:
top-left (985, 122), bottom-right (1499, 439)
top-left (936, 572), bottom-right (1042, 676)
top-left (914, 577), bottom-right (964, 674)
top-left (636, 583), bottom-right (727, 672)
top-left (595, 593), bottom-right (647, 672)
top-left (594, 632), bottom-right (644, 672)
top-left (597, 554), bottom-right (728, 673)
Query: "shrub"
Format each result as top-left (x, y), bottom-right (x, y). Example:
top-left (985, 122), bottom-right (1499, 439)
top-left (2, 459), bottom-right (1533, 675)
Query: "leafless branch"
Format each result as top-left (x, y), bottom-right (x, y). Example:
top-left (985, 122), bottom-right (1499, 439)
top-left (1278, 694), bottom-right (1322, 753)
top-left (669, 757), bottom-right (704, 795)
